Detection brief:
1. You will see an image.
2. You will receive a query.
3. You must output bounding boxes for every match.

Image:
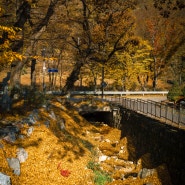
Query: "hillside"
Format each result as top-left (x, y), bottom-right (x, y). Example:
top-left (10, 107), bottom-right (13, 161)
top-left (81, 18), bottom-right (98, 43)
top-left (0, 96), bottom-right (171, 185)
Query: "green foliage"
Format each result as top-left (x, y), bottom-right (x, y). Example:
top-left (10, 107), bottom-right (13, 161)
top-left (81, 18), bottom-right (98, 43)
top-left (87, 161), bottom-right (101, 171)
top-left (94, 170), bottom-right (112, 185)
top-left (182, 86), bottom-right (185, 97)
top-left (167, 83), bottom-right (182, 102)
top-left (87, 161), bottom-right (112, 185)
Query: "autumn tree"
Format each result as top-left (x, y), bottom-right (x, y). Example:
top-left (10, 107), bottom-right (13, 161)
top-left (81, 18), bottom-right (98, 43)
top-left (0, 6), bottom-right (23, 72)
top-left (106, 38), bottom-right (152, 91)
top-left (167, 46), bottom-right (185, 85)
top-left (0, 25), bottom-right (23, 71)
top-left (135, 0), bottom-right (185, 90)
top-left (0, 0), bottom-right (65, 90)
top-left (4, 0), bottom-right (185, 93)
top-left (62, 0), bottom-right (139, 92)
top-left (153, 0), bottom-right (185, 18)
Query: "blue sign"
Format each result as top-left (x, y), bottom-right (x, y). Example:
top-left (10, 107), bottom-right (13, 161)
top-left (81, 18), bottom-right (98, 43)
top-left (48, 68), bottom-right (58, 72)
top-left (101, 81), bottom-right (107, 88)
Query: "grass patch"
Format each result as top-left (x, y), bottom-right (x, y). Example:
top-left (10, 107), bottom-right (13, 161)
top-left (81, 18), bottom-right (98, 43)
top-left (87, 161), bottom-right (112, 185)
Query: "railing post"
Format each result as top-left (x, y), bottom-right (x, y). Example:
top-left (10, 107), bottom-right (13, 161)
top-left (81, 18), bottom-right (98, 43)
top-left (150, 101), bottom-right (153, 116)
top-left (165, 105), bottom-right (168, 123)
top-left (137, 99), bottom-right (139, 111)
top-left (172, 107), bottom-right (174, 123)
top-left (179, 105), bottom-right (181, 128)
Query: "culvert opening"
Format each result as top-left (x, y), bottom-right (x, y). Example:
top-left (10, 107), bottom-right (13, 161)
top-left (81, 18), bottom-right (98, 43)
top-left (80, 111), bottom-right (113, 126)
top-left (80, 108), bottom-right (122, 129)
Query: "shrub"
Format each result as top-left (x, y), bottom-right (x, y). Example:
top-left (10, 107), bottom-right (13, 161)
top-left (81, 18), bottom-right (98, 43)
top-left (182, 86), bottom-right (185, 97)
top-left (94, 170), bottom-right (112, 185)
top-left (167, 83), bottom-right (182, 102)
top-left (87, 161), bottom-right (112, 185)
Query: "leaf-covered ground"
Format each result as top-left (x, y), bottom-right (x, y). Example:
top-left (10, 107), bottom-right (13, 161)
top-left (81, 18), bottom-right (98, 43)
top-left (0, 96), bottom-right (171, 185)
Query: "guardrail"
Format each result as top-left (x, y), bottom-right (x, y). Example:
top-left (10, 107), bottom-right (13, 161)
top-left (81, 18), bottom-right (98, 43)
top-left (47, 90), bottom-right (168, 96)
top-left (105, 97), bottom-right (185, 129)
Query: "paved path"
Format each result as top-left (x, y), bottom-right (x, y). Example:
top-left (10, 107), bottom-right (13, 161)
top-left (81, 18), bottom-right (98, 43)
top-left (124, 95), bottom-right (167, 102)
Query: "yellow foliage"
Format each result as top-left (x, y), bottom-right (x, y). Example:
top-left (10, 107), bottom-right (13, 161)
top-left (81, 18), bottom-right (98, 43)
top-left (106, 37), bottom-right (152, 90)
top-left (0, 26), bottom-right (16, 35)
top-left (0, 24), bottom-right (23, 68)
top-left (0, 7), bottom-right (5, 16)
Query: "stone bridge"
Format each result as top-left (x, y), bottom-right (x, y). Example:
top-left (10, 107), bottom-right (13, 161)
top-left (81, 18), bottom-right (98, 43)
top-left (69, 98), bottom-right (122, 129)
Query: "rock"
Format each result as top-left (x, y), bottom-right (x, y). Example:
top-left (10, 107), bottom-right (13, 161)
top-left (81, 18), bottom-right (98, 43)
top-left (28, 114), bottom-right (36, 124)
top-left (0, 125), bottom-right (19, 138)
top-left (3, 132), bottom-right (16, 143)
top-left (124, 172), bottom-right (138, 178)
top-left (99, 155), bottom-right (109, 162)
top-left (18, 134), bottom-right (25, 139)
top-left (56, 97), bottom-right (62, 103)
top-left (44, 120), bottom-right (50, 128)
top-left (138, 168), bottom-right (156, 179)
top-left (17, 147), bottom-right (28, 163)
top-left (86, 131), bottom-right (90, 135)
top-left (23, 115), bottom-right (36, 125)
top-left (120, 146), bottom-right (124, 150)
top-left (27, 127), bottom-right (34, 136)
top-left (42, 104), bottom-right (47, 108)
top-left (7, 158), bottom-right (20, 176)
top-left (57, 118), bottom-right (65, 130)
top-left (49, 110), bottom-right (56, 120)
top-left (104, 139), bottom-right (111, 143)
top-left (0, 123), bottom-right (21, 142)
top-left (0, 172), bottom-right (11, 185)
top-left (0, 143), bottom-right (3, 148)
top-left (94, 136), bottom-right (104, 142)
top-left (32, 109), bottom-right (39, 119)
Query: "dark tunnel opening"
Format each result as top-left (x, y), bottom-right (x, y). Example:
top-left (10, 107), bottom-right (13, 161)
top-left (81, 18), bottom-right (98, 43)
top-left (80, 111), bottom-right (113, 126)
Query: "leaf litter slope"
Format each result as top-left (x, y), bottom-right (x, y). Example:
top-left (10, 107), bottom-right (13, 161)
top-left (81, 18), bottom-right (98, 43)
top-left (0, 97), bottom-right (171, 185)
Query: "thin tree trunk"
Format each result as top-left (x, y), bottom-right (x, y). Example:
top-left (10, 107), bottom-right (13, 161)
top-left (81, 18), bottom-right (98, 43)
top-left (152, 56), bottom-right (157, 91)
top-left (31, 59), bottom-right (36, 88)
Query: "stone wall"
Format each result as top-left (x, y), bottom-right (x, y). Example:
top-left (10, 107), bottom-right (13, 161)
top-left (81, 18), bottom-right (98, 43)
top-left (120, 108), bottom-right (185, 185)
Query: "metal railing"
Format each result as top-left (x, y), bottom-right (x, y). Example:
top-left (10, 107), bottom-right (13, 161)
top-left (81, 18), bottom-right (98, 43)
top-left (105, 97), bottom-right (185, 128)
top-left (47, 90), bottom-right (168, 96)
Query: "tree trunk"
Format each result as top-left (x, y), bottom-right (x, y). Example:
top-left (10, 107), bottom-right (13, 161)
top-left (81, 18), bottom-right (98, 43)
top-left (137, 75), bottom-right (149, 91)
top-left (31, 59), bottom-right (36, 88)
top-left (10, 60), bottom-right (25, 88)
top-left (63, 61), bottom-right (84, 92)
top-left (152, 56), bottom-right (157, 91)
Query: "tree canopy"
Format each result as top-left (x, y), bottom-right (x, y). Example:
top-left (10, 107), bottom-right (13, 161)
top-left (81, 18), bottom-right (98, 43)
top-left (0, 0), bottom-right (185, 91)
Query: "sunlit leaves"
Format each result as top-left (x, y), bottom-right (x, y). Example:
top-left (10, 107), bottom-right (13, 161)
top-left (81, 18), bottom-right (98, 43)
top-left (0, 25), bottom-right (23, 69)
top-left (106, 38), bottom-right (152, 90)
